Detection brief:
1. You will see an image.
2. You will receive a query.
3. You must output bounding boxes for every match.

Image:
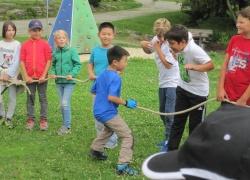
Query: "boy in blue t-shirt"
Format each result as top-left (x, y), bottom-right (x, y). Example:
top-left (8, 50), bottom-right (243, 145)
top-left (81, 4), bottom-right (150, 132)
top-left (88, 22), bottom-right (118, 149)
top-left (89, 46), bottom-right (138, 176)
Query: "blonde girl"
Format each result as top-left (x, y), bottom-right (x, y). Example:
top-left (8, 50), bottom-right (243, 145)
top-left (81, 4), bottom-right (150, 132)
top-left (49, 30), bottom-right (81, 135)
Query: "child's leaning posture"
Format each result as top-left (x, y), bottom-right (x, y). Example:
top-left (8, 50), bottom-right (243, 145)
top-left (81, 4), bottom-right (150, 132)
top-left (20, 19), bottom-right (52, 130)
top-left (217, 6), bottom-right (250, 106)
top-left (49, 30), bottom-right (81, 135)
top-left (0, 21), bottom-right (21, 128)
top-left (166, 25), bottom-right (214, 151)
top-left (141, 18), bottom-right (179, 152)
top-left (88, 22), bottom-right (118, 148)
top-left (89, 46), bottom-right (138, 176)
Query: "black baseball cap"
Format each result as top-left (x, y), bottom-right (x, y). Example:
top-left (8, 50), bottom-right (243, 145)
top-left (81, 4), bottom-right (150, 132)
top-left (142, 103), bottom-right (250, 180)
top-left (28, 19), bottom-right (43, 30)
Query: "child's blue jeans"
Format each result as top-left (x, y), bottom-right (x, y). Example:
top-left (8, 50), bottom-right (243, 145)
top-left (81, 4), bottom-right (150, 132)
top-left (159, 87), bottom-right (176, 141)
top-left (56, 84), bottom-right (75, 128)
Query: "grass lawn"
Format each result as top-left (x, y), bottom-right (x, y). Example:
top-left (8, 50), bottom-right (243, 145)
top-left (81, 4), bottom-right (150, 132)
top-left (0, 0), bottom-right (141, 20)
top-left (113, 11), bottom-right (235, 47)
top-left (0, 9), bottom-right (227, 179)
top-left (0, 50), bottom-right (223, 178)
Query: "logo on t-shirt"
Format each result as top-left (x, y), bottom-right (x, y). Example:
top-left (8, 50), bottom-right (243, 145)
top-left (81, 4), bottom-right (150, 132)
top-left (178, 53), bottom-right (190, 82)
top-left (228, 48), bottom-right (250, 72)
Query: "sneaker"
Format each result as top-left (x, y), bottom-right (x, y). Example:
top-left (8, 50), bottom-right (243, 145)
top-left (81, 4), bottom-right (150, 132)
top-left (104, 133), bottom-right (118, 149)
top-left (57, 126), bottom-right (71, 135)
top-left (116, 163), bottom-right (138, 176)
top-left (40, 118), bottom-right (48, 131)
top-left (104, 142), bottom-right (118, 149)
top-left (156, 140), bottom-right (165, 147)
top-left (5, 119), bottom-right (14, 129)
top-left (89, 149), bottom-right (108, 160)
top-left (160, 141), bottom-right (168, 152)
top-left (26, 118), bottom-right (35, 130)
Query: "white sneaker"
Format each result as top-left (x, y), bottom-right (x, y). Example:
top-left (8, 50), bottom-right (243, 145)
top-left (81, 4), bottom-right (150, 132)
top-left (57, 126), bottom-right (71, 135)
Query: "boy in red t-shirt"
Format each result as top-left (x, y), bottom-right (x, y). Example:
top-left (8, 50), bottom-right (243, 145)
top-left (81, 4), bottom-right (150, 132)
top-left (217, 6), bottom-right (250, 106)
top-left (20, 19), bottom-right (52, 130)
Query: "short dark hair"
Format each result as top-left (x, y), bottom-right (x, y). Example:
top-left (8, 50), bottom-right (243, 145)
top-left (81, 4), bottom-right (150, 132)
top-left (98, 22), bottom-right (115, 32)
top-left (165, 24), bottom-right (188, 43)
top-left (2, 21), bottom-right (16, 38)
top-left (107, 46), bottom-right (130, 65)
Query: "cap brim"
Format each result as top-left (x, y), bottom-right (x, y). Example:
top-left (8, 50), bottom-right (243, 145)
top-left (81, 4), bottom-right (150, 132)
top-left (29, 27), bottom-right (42, 30)
top-left (142, 151), bottom-right (185, 179)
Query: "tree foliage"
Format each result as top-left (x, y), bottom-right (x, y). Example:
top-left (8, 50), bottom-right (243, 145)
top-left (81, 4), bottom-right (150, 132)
top-left (89, 0), bottom-right (101, 7)
top-left (182, 0), bottom-right (250, 24)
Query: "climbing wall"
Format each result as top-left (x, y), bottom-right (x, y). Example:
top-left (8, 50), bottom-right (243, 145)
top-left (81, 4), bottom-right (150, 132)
top-left (48, 0), bottom-right (100, 54)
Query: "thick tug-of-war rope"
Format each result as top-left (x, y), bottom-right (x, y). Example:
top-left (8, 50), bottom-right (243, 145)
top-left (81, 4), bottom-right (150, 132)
top-left (137, 98), bottom-right (250, 116)
top-left (0, 76), bottom-right (89, 95)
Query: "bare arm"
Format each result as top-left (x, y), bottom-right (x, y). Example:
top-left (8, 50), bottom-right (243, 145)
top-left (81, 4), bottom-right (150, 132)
top-left (236, 85), bottom-right (250, 106)
top-left (217, 54), bottom-right (229, 101)
top-left (87, 63), bottom-right (96, 80)
top-left (20, 61), bottom-right (32, 83)
top-left (140, 40), bottom-right (153, 54)
top-left (185, 61), bottom-right (214, 72)
top-left (108, 95), bottom-right (126, 106)
top-left (154, 41), bottom-right (172, 69)
top-left (39, 60), bottom-right (51, 83)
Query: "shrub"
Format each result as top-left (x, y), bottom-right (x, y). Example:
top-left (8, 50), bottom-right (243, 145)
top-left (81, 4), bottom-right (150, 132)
top-left (89, 0), bottom-right (101, 7)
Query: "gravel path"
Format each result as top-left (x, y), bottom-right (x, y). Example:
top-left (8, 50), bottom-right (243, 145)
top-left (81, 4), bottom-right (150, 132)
top-left (0, 0), bottom-right (181, 61)
top-left (1, 0), bottom-right (180, 36)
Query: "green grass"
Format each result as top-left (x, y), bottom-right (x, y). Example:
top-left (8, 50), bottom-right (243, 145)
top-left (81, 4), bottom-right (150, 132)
top-left (0, 52), bottom-right (223, 179)
top-left (0, 0), bottom-right (141, 20)
top-left (113, 11), bottom-right (190, 47)
top-left (112, 11), bottom-right (235, 47)
top-left (1, 8), bottom-right (227, 179)
top-left (95, 0), bottom-right (141, 12)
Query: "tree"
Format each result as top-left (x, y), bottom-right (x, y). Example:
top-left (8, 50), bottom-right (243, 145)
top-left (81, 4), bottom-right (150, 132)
top-left (89, 0), bottom-right (101, 7)
top-left (182, 0), bottom-right (250, 23)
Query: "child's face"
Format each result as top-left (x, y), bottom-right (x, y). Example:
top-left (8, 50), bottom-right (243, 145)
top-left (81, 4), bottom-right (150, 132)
top-left (55, 34), bottom-right (67, 48)
top-left (5, 25), bottom-right (15, 40)
top-left (236, 15), bottom-right (250, 36)
top-left (98, 27), bottom-right (115, 47)
top-left (167, 40), bottom-right (186, 53)
top-left (156, 34), bottom-right (165, 43)
top-left (29, 28), bottom-right (42, 40)
top-left (114, 56), bottom-right (128, 72)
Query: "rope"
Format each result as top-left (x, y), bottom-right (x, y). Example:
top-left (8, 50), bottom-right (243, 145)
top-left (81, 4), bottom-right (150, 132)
top-left (223, 99), bottom-right (250, 108)
top-left (0, 78), bottom-right (31, 94)
top-left (31, 76), bottom-right (89, 83)
top-left (54, 75), bottom-right (89, 83)
top-left (137, 98), bottom-right (250, 116)
top-left (0, 76), bottom-right (89, 95)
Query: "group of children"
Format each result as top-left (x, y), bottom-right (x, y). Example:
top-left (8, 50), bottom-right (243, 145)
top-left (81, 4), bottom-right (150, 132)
top-left (141, 18), bottom-right (214, 152)
top-left (0, 19), bottom-right (82, 135)
top-left (0, 5), bottom-right (250, 176)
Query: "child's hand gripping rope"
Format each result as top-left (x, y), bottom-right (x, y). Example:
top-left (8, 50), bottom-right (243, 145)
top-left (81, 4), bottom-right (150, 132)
top-left (125, 99), bottom-right (137, 109)
top-left (0, 78), bottom-right (31, 95)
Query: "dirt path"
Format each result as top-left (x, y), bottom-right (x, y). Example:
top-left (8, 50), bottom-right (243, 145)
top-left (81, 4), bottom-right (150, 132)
top-left (0, 0), bottom-right (181, 61)
top-left (1, 0), bottom-right (180, 36)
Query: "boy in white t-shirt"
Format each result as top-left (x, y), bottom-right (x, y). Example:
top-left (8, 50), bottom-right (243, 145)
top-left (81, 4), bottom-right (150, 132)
top-left (141, 18), bottom-right (180, 151)
top-left (166, 24), bottom-right (214, 151)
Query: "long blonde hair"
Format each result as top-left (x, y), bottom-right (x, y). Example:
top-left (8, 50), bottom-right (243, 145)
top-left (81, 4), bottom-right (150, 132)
top-left (53, 29), bottom-right (69, 47)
